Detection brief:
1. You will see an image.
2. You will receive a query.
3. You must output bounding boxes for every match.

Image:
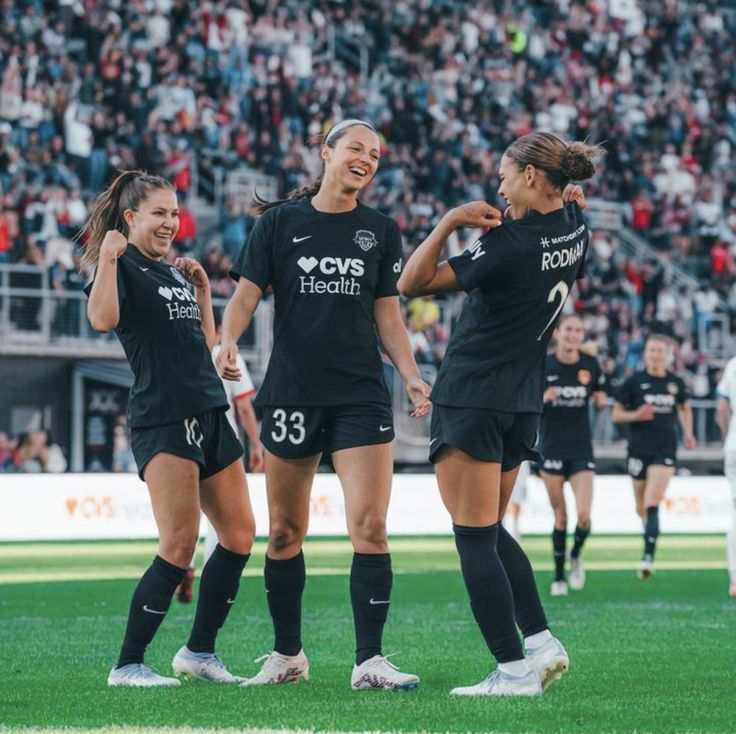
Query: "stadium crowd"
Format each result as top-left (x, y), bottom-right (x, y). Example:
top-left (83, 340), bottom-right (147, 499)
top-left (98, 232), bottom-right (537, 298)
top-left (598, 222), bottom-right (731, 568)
top-left (1, 0), bottom-right (735, 404)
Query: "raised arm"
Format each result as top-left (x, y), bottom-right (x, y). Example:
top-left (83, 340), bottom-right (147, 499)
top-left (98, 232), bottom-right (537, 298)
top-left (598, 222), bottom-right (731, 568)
top-left (398, 201), bottom-right (501, 298)
top-left (216, 278), bottom-right (263, 381)
top-left (174, 256), bottom-right (216, 350)
top-left (87, 230), bottom-right (127, 332)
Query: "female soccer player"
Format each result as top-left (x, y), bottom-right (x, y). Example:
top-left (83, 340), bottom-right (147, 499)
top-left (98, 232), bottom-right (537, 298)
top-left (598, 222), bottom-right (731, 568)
top-left (538, 314), bottom-right (607, 596)
top-left (83, 171), bottom-right (255, 687)
top-left (218, 119), bottom-right (430, 690)
top-left (612, 334), bottom-right (696, 579)
top-left (399, 131), bottom-right (601, 697)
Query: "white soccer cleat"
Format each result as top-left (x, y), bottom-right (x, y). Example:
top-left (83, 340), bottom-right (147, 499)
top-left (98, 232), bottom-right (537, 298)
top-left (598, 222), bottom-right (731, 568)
top-left (525, 636), bottom-right (569, 691)
top-left (351, 654), bottom-right (419, 691)
top-left (637, 557), bottom-right (655, 580)
top-left (550, 580), bottom-right (569, 596)
top-left (171, 645), bottom-right (244, 683)
top-left (240, 649), bottom-right (309, 686)
top-left (107, 663), bottom-right (181, 688)
top-left (569, 557), bottom-right (586, 591)
top-left (450, 668), bottom-right (542, 697)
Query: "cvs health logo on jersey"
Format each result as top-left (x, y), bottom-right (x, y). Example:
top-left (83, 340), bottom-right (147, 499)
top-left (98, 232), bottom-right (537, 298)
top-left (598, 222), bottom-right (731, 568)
top-left (297, 256), bottom-right (364, 295)
top-left (157, 284), bottom-right (202, 321)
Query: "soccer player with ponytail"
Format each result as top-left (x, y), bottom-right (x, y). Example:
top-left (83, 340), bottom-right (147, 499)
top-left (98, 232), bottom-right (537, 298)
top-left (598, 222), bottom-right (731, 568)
top-left (83, 171), bottom-right (255, 687)
top-left (218, 120), bottom-right (430, 690)
top-left (400, 132), bottom-right (602, 696)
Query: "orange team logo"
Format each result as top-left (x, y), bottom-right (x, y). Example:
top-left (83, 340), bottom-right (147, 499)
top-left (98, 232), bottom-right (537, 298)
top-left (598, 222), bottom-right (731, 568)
top-left (577, 369), bottom-right (591, 386)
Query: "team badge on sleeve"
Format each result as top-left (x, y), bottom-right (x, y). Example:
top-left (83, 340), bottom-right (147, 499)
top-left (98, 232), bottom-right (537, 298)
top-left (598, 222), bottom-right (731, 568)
top-left (170, 266), bottom-right (189, 287)
top-left (354, 230), bottom-right (378, 252)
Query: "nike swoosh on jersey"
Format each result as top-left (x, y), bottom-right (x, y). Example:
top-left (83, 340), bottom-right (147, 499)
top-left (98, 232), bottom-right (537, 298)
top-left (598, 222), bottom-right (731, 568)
top-left (143, 604), bottom-right (166, 615)
top-left (139, 266), bottom-right (149, 272)
top-left (379, 425), bottom-right (392, 432)
top-left (293, 235), bottom-right (312, 243)
top-left (546, 375), bottom-right (559, 381)
top-left (641, 384), bottom-right (651, 389)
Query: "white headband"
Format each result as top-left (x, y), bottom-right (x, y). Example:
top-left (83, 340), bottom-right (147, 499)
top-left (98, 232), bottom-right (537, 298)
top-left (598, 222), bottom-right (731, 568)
top-left (324, 118), bottom-right (376, 144)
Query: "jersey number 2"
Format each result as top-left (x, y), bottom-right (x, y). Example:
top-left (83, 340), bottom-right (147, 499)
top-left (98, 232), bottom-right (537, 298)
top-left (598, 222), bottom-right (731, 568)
top-left (538, 280), bottom-right (569, 341)
top-left (271, 409), bottom-right (306, 444)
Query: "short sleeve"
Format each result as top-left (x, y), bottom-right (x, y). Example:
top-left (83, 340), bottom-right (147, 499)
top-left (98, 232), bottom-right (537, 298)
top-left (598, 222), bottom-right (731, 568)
top-left (615, 377), bottom-right (634, 407)
top-left (676, 376), bottom-right (688, 405)
top-left (374, 219), bottom-right (403, 298)
top-left (230, 209), bottom-right (275, 290)
top-left (447, 228), bottom-right (505, 293)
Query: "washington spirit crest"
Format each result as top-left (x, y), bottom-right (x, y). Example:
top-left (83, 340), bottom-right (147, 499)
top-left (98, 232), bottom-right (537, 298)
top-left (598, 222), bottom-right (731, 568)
top-left (354, 229), bottom-right (378, 252)
top-left (170, 266), bottom-right (189, 287)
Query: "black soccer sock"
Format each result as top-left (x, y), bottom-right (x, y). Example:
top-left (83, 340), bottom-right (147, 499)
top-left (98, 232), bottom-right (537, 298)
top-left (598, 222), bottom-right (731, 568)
top-left (350, 552), bottom-right (393, 665)
top-left (552, 527), bottom-right (567, 581)
top-left (186, 544), bottom-right (249, 653)
top-left (496, 524), bottom-right (549, 637)
top-left (644, 506), bottom-right (660, 559)
top-left (265, 551), bottom-right (306, 656)
top-left (453, 523), bottom-right (524, 663)
top-left (117, 556), bottom-right (188, 667)
top-left (570, 524), bottom-right (590, 560)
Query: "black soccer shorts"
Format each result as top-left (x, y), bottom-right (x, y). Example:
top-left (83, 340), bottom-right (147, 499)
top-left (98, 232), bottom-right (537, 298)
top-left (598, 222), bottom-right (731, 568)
top-left (539, 457), bottom-right (596, 479)
top-left (260, 403), bottom-right (394, 459)
top-left (626, 454), bottom-right (676, 480)
top-left (429, 405), bottom-right (541, 472)
top-left (131, 407), bottom-right (244, 481)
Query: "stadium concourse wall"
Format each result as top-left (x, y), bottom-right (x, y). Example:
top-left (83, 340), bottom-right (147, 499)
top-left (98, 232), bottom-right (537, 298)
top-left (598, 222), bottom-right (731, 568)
top-left (0, 473), bottom-right (732, 542)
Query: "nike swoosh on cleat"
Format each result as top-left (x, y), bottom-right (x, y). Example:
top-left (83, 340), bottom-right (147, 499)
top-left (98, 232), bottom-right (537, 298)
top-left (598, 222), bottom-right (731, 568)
top-left (143, 605), bottom-right (166, 615)
top-left (293, 235), bottom-right (312, 243)
top-left (379, 425), bottom-right (392, 432)
top-left (369, 598), bottom-right (390, 605)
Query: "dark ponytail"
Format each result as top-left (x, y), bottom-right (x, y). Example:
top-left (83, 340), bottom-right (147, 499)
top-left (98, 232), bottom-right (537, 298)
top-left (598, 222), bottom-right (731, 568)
top-left (78, 170), bottom-right (174, 273)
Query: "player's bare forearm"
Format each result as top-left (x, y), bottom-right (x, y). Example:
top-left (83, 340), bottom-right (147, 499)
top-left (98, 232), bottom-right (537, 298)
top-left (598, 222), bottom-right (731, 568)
top-left (374, 297), bottom-right (423, 384)
top-left (237, 399), bottom-right (261, 450)
top-left (222, 278), bottom-right (262, 344)
top-left (398, 216), bottom-right (457, 297)
top-left (678, 403), bottom-right (695, 440)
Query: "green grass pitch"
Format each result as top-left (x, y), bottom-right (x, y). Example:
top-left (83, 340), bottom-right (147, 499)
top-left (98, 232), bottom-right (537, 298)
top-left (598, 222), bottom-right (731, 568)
top-left (1, 535), bottom-right (734, 734)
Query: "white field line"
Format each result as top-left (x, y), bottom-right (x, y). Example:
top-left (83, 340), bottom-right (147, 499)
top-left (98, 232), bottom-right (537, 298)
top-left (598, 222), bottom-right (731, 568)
top-left (0, 535), bottom-right (726, 559)
top-left (0, 559), bottom-right (727, 585)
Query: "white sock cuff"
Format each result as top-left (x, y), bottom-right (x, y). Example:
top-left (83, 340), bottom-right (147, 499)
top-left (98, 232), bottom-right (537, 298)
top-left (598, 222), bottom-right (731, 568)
top-left (524, 629), bottom-right (553, 649)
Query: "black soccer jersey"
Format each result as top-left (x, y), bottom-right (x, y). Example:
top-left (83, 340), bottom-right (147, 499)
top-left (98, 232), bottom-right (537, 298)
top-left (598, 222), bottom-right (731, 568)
top-left (615, 371), bottom-right (688, 456)
top-left (230, 198), bottom-right (403, 407)
top-left (86, 244), bottom-right (227, 428)
top-left (537, 352), bottom-right (605, 459)
top-left (431, 203), bottom-right (589, 413)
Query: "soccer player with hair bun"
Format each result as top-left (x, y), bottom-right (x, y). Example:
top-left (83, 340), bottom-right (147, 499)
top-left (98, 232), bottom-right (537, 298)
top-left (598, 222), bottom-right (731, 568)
top-left (219, 119), bottom-right (431, 691)
top-left (83, 170), bottom-right (256, 687)
top-left (400, 132), bottom-right (602, 697)
top-left (612, 334), bottom-right (696, 579)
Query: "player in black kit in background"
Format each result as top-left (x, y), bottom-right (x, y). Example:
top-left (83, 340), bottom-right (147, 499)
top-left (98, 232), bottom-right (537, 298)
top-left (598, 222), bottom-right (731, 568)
top-left (400, 132), bottom-right (602, 697)
top-left (537, 314), bottom-right (607, 597)
top-left (217, 119), bottom-right (431, 690)
top-left (612, 335), bottom-right (696, 579)
top-left (83, 171), bottom-right (255, 687)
